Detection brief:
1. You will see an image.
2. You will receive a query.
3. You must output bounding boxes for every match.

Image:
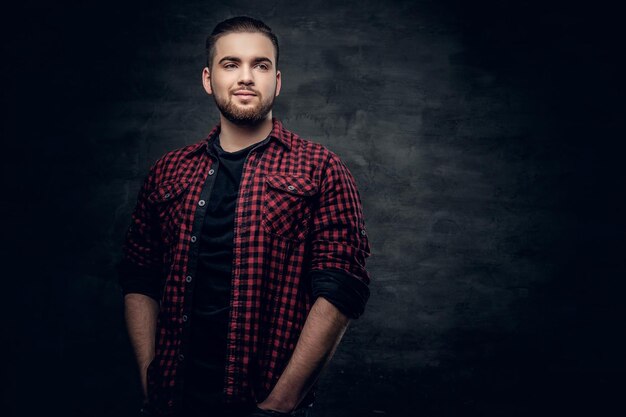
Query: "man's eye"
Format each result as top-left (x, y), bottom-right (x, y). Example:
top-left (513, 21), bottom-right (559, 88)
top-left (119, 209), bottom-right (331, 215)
top-left (224, 63), bottom-right (236, 69)
top-left (257, 64), bottom-right (269, 70)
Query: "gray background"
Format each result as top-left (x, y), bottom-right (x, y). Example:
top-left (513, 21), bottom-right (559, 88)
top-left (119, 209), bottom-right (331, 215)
top-left (3, 0), bottom-right (624, 416)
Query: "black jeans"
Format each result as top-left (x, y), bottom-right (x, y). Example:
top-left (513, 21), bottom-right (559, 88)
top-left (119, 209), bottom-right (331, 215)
top-left (140, 395), bottom-right (315, 417)
top-left (291, 403), bottom-right (314, 417)
top-left (176, 401), bottom-right (315, 417)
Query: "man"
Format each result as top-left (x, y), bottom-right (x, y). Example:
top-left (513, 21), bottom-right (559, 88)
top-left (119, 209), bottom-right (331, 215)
top-left (118, 16), bottom-right (372, 417)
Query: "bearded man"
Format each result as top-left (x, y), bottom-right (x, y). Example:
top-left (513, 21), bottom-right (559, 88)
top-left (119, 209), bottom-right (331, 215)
top-left (118, 15), bottom-right (372, 417)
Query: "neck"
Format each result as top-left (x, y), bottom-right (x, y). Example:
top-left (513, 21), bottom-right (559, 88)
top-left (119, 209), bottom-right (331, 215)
top-left (217, 113), bottom-right (274, 152)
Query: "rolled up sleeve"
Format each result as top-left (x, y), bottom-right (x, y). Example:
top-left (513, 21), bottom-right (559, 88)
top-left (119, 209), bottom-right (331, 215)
top-left (117, 161), bottom-right (165, 302)
top-left (308, 151), bottom-right (372, 315)
top-left (309, 268), bottom-right (370, 319)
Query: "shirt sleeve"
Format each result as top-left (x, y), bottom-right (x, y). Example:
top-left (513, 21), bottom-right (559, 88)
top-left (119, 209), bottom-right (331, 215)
top-left (308, 151), bottom-right (372, 314)
top-left (116, 160), bottom-right (165, 302)
top-left (309, 268), bottom-right (370, 319)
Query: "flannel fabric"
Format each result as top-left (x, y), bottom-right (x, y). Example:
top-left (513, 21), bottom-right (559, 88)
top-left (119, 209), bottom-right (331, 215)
top-left (118, 117), bottom-right (371, 415)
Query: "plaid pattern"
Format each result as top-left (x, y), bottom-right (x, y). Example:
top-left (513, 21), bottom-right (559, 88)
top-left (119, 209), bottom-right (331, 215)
top-left (120, 117), bottom-right (371, 415)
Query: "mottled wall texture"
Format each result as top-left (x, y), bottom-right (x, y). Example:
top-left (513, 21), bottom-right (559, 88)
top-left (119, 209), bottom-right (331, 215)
top-left (3, 1), bottom-right (623, 416)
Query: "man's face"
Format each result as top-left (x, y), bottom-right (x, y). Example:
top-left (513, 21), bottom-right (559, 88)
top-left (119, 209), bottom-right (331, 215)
top-left (203, 32), bottom-right (281, 126)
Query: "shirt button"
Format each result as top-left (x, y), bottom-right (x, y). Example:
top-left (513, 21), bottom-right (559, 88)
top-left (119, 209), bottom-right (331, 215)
top-left (287, 185), bottom-right (295, 191)
top-left (198, 200), bottom-right (206, 206)
top-left (208, 169), bottom-right (215, 175)
top-left (182, 314), bottom-right (188, 322)
top-left (361, 229), bottom-right (367, 235)
top-left (164, 193), bottom-right (171, 198)
top-left (178, 354), bottom-right (185, 361)
top-left (185, 275), bottom-right (192, 283)
top-left (190, 236), bottom-right (197, 243)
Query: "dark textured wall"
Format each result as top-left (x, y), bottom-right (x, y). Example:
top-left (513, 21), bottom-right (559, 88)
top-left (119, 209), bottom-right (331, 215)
top-left (3, 1), bottom-right (624, 416)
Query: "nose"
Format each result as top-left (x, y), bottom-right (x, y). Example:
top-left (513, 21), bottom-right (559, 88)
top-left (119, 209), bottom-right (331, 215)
top-left (238, 64), bottom-right (254, 86)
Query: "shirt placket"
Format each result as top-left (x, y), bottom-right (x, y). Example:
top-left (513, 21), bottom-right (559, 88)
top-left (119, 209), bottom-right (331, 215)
top-left (223, 138), bottom-right (271, 400)
top-left (174, 148), bottom-right (219, 403)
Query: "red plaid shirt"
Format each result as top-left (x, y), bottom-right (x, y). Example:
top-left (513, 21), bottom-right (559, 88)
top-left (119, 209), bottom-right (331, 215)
top-left (119, 117), bottom-right (371, 414)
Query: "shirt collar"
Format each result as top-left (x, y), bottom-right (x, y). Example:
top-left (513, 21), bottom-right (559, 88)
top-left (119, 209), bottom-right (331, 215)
top-left (188, 117), bottom-right (292, 156)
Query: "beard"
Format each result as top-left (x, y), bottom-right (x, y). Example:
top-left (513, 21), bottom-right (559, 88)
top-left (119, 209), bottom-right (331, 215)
top-left (211, 82), bottom-right (276, 127)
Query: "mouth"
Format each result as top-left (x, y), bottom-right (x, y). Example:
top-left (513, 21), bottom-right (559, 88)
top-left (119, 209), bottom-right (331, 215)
top-left (233, 90), bottom-right (257, 97)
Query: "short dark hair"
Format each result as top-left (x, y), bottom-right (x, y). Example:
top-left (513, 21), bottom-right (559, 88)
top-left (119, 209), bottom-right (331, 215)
top-left (205, 16), bottom-right (279, 70)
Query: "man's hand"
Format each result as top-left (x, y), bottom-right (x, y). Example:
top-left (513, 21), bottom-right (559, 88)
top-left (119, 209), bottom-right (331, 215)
top-left (246, 405), bottom-right (292, 416)
top-left (123, 293), bottom-right (159, 404)
top-left (138, 399), bottom-right (157, 416)
top-left (255, 398), bottom-right (293, 414)
top-left (140, 361), bottom-right (152, 401)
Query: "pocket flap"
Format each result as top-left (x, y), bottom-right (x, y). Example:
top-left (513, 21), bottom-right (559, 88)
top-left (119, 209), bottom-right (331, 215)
top-left (265, 175), bottom-right (319, 197)
top-left (148, 180), bottom-right (191, 204)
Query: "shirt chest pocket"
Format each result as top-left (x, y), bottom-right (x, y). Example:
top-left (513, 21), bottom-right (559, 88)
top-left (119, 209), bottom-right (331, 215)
top-left (148, 179), bottom-right (191, 245)
top-left (262, 175), bottom-right (319, 242)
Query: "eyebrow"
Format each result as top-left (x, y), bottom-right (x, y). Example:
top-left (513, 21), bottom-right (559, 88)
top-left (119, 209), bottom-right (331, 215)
top-left (218, 56), bottom-right (273, 66)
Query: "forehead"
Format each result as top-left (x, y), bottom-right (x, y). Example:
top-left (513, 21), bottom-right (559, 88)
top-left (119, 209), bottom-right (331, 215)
top-left (214, 32), bottom-right (276, 63)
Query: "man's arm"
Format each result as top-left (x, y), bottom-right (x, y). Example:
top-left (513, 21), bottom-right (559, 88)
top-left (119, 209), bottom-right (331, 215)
top-left (124, 293), bottom-right (159, 401)
top-left (258, 152), bottom-right (372, 414)
top-left (257, 296), bottom-right (351, 413)
top-left (118, 159), bottom-right (165, 403)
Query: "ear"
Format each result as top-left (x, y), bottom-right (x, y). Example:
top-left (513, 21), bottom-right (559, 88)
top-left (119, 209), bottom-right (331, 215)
top-left (275, 69), bottom-right (282, 97)
top-left (202, 67), bottom-right (213, 95)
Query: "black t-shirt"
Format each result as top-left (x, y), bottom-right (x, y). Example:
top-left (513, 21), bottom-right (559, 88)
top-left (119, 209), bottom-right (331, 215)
top-left (183, 136), bottom-right (265, 414)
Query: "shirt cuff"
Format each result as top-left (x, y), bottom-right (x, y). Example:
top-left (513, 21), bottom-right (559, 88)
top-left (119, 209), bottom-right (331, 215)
top-left (309, 268), bottom-right (370, 319)
top-left (116, 258), bottom-right (163, 302)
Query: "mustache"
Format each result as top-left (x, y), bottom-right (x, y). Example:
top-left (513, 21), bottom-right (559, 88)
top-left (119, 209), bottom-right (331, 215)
top-left (233, 88), bottom-right (258, 94)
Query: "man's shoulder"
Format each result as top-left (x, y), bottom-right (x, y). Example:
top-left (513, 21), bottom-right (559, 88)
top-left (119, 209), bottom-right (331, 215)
top-left (284, 126), bottom-right (360, 184)
top-left (147, 138), bottom-right (208, 180)
top-left (161, 139), bottom-right (205, 161)
top-left (287, 129), bottom-right (339, 165)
